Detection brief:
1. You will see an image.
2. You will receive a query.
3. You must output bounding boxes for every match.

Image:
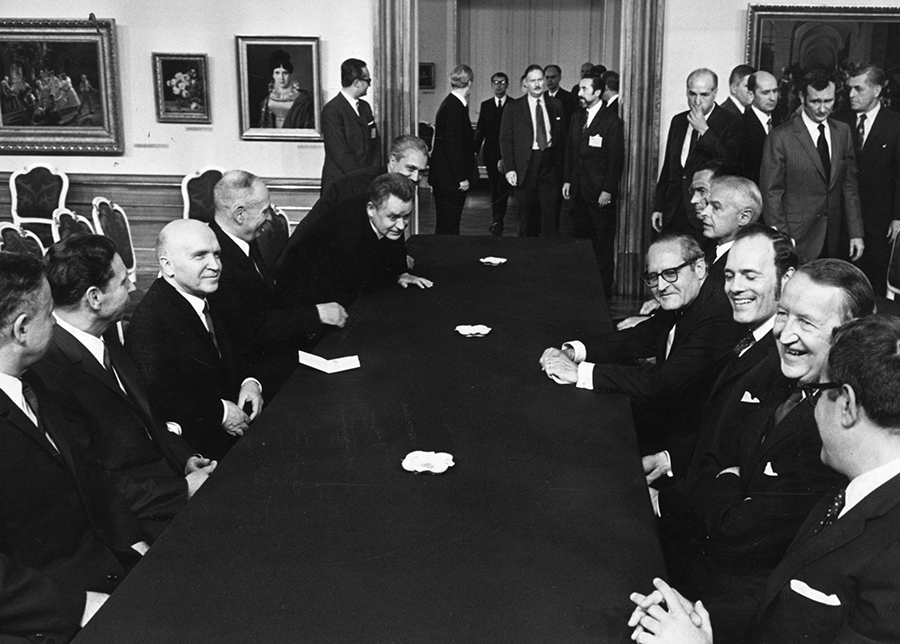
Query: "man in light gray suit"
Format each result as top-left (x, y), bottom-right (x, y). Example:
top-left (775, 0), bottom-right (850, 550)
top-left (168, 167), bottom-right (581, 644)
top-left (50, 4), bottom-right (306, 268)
top-left (760, 69), bottom-right (864, 264)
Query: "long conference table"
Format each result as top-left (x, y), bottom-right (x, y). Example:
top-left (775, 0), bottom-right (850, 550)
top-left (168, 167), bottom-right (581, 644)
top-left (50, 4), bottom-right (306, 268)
top-left (77, 235), bottom-right (666, 643)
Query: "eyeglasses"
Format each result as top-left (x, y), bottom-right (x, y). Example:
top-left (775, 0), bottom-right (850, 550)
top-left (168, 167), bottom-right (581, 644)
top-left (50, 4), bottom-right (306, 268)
top-left (492, 79), bottom-right (508, 85)
top-left (641, 257), bottom-right (701, 287)
top-left (359, 76), bottom-right (372, 85)
top-left (799, 383), bottom-right (842, 407)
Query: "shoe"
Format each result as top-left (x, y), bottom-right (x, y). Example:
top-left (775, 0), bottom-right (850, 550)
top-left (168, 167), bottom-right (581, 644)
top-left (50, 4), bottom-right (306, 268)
top-left (489, 222), bottom-right (503, 237)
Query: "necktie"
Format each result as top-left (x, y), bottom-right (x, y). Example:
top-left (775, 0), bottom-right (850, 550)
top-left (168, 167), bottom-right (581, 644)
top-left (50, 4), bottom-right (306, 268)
top-left (733, 329), bottom-right (755, 356)
top-left (249, 241), bottom-right (272, 287)
top-left (766, 116), bottom-right (772, 134)
top-left (535, 99), bottom-right (548, 151)
top-left (202, 301), bottom-right (220, 355)
top-left (773, 387), bottom-right (804, 427)
top-left (856, 113), bottom-right (867, 151)
top-left (21, 380), bottom-right (40, 427)
top-left (817, 123), bottom-right (831, 179)
top-left (814, 488), bottom-right (846, 534)
top-left (688, 128), bottom-right (699, 155)
top-left (102, 344), bottom-right (112, 371)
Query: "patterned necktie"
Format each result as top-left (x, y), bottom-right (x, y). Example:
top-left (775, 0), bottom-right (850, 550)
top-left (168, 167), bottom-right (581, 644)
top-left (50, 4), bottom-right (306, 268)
top-left (766, 116), bottom-right (772, 134)
top-left (856, 113), bottom-right (867, 151)
top-left (817, 123), bottom-right (831, 179)
top-left (814, 488), bottom-right (846, 534)
top-left (202, 301), bottom-right (220, 356)
top-left (535, 99), bottom-right (548, 150)
top-left (733, 329), bottom-right (755, 356)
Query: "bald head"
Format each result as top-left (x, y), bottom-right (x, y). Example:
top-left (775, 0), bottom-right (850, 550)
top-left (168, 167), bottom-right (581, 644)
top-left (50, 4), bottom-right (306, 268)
top-left (748, 71), bottom-right (779, 114)
top-left (157, 219), bottom-right (222, 298)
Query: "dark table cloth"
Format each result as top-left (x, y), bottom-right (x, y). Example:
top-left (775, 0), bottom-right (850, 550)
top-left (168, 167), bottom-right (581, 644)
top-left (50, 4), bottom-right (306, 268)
top-left (76, 235), bottom-right (665, 643)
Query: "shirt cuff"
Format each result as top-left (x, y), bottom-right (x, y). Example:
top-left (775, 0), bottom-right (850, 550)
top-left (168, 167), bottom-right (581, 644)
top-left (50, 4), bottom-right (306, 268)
top-left (221, 400), bottom-right (229, 425)
top-left (575, 361), bottom-right (594, 390)
top-left (563, 340), bottom-right (587, 363)
top-left (165, 421), bottom-right (182, 436)
top-left (662, 450), bottom-right (674, 478)
top-left (240, 377), bottom-right (262, 393)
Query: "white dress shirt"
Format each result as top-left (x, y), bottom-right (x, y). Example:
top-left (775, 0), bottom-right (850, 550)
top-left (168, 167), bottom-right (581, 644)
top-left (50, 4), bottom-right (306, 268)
top-left (856, 101), bottom-right (881, 148)
top-left (751, 105), bottom-right (773, 133)
top-left (527, 94), bottom-right (553, 150)
top-left (801, 110), bottom-right (832, 159)
top-left (340, 89), bottom-right (360, 116)
top-left (841, 454), bottom-right (900, 518)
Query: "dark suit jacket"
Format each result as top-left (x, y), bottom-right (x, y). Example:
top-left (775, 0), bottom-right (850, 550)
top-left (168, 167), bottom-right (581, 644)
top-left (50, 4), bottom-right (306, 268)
top-left (0, 378), bottom-right (139, 643)
top-left (836, 107), bottom-right (900, 291)
top-left (276, 193), bottom-right (407, 308)
top-left (720, 96), bottom-right (744, 118)
top-left (754, 470), bottom-right (900, 643)
top-left (428, 93), bottom-right (476, 191)
top-left (740, 108), bottom-right (780, 186)
top-left (547, 87), bottom-right (578, 129)
top-left (654, 105), bottom-right (741, 230)
top-left (498, 94), bottom-right (565, 185)
top-left (761, 116), bottom-right (864, 262)
top-left (603, 95), bottom-right (620, 116)
top-left (474, 96), bottom-right (507, 176)
top-left (33, 327), bottom-right (193, 539)
top-left (126, 279), bottom-right (243, 461)
top-left (320, 93), bottom-right (380, 194)
top-left (563, 104), bottom-right (625, 203)
top-left (209, 219), bottom-right (322, 393)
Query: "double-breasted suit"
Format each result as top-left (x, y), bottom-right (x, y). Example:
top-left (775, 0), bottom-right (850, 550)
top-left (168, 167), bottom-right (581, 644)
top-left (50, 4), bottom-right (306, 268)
top-left (428, 93), bottom-right (476, 234)
top-left (320, 93), bottom-right (380, 195)
top-left (760, 116), bottom-right (864, 263)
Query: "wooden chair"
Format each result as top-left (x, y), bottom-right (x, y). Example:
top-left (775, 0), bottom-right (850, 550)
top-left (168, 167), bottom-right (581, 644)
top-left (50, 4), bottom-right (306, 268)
top-left (256, 205), bottom-right (290, 275)
top-left (0, 222), bottom-right (45, 257)
top-left (51, 207), bottom-right (95, 243)
top-left (181, 166), bottom-right (226, 222)
top-left (92, 197), bottom-right (137, 284)
top-left (9, 162), bottom-right (69, 247)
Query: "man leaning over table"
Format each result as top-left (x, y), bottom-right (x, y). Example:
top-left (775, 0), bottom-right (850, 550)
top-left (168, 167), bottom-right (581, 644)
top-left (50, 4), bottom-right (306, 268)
top-left (628, 314), bottom-right (900, 644)
top-left (540, 233), bottom-right (739, 452)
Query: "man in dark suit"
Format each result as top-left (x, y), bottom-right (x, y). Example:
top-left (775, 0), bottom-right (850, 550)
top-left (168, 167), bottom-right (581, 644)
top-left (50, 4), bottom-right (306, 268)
top-left (543, 64), bottom-right (578, 128)
top-left (428, 64), bottom-right (476, 235)
top-left (696, 175), bottom-right (763, 284)
top-left (650, 260), bottom-right (874, 642)
top-left (570, 61), bottom-right (600, 96)
top-left (320, 58), bottom-right (380, 195)
top-left (562, 66), bottom-right (625, 295)
top-left (720, 64), bottom-right (755, 117)
top-left (0, 253), bottom-right (149, 642)
top-left (210, 170), bottom-right (347, 394)
top-left (761, 69), bottom-right (864, 264)
top-left (500, 64), bottom-right (565, 237)
top-left (836, 64), bottom-right (900, 296)
top-left (276, 173), bottom-right (432, 308)
top-left (740, 71), bottom-right (780, 186)
top-left (126, 220), bottom-right (264, 461)
top-left (540, 233), bottom-right (740, 452)
top-left (629, 314), bottom-right (900, 644)
top-left (33, 235), bottom-right (214, 542)
top-left (474, 71), bottom-right (511, 236)
top-left (600, 70), bottom-right (620, 115)
top-left (652, 68), bottom-right (741, 245)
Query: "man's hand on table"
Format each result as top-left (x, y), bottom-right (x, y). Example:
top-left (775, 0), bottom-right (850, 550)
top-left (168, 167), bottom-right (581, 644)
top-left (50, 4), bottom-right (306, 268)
top-left (185, 455), bottom-right (215, 474)
top-left (540, 351), bottom-right (578, 384)
top-left (317, 302), bottom-right (348, 328)
top-left (185, 461), bottom-right (217, 498)
top-left (398, 273), bottom-right (433, 289)
top-left (642, 452), bottom-right (672, 485)
top-left (237, 380), bottom-right (263, 421)
top-left (628, 578), bottom-right (712, 644)
top-left (222, 401), bottom-right (250, 436)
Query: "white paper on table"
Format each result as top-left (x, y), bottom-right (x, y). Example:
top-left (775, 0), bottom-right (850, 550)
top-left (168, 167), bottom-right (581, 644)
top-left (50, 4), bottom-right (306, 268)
top-left (297, 350), bottom-right (361, 374)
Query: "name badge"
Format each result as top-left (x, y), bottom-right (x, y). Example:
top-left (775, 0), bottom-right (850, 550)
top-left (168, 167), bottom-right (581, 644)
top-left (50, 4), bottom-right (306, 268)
top-left (589, 134), bottom-right (603, 148)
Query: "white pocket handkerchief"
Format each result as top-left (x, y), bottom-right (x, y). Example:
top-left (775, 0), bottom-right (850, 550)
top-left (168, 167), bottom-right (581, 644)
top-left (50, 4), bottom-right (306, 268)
top-left (790, 579), bottom-right (841, 606)
top-left (763, 462), bottom-right (778, 477)
top-left (741, 391), bottom-right (760, 403)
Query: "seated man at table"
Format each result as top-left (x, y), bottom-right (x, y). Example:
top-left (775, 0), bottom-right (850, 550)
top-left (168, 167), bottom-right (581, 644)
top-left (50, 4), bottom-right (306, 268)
top-left (277, 135), bottom-right (429, 266)
top-left (126, 219), bottom-right (264, 461)
top-left (653, 259), bottom-right (873, 642)
top-left (628, 314), bottom-right (900, 644)
top-left (540, 233), bottom-right (739, 451)
top-left (276, 173), bottom-right (433, 308)
top-left (34, 234), bottom-right (214, 541)
top-left (0, 252), bottom-right (145, 642)
top-left (210, 170), bottom-right (347, 394)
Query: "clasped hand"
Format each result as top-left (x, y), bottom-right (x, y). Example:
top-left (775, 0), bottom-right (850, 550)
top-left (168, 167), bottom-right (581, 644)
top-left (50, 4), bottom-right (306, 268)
top-left (539, 347), bottom-right (578, 384)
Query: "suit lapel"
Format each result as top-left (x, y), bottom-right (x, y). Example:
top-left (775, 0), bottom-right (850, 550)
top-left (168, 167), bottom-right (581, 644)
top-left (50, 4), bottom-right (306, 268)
top-left (105, 334), bottom-right (158, 430)
top-left (793, 117), bottom-right (829, 182)
top-left (53, 326), bottom-right (127, 400)
top-left (673, 113), bottom-right (689, 170)
top-left (0, 386), bottom-right (60, 458)
top-left (211, 220), bottom-right (270, 292)
top-left (827, 120), bottom-right (844, 188)
top-left (158, 280), bottom-right (222, 362)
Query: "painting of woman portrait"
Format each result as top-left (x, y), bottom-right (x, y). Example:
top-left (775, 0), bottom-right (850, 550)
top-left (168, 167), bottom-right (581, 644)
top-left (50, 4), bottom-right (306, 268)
top-left (259, 49), bottom-right (314, 129)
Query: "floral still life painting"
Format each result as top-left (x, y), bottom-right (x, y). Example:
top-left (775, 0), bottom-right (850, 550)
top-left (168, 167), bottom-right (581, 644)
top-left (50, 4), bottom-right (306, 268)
top-left (153, 53), bottom-right (210, 123)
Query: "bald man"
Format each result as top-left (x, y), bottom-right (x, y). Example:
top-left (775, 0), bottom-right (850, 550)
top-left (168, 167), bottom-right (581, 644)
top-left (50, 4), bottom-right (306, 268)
top-left (740, 71), bottom-right (781, 186)
top-left (126, 219), bottom-right (263, 461)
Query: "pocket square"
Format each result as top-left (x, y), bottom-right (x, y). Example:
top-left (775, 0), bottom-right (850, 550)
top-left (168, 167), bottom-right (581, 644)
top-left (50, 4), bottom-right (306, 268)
top-left (763, 462), bottom-right (778, 477)
top-left (741, 391), bottom-right (760, 403)
top-left (790, 579), bottom-right (841, 606)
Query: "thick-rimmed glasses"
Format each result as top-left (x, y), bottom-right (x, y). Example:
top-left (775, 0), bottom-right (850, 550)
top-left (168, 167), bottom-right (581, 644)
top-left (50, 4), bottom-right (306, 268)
top-left (799, 383), bottom-right (842, 407)
top-left (641, 257), bottom-right (701, 288)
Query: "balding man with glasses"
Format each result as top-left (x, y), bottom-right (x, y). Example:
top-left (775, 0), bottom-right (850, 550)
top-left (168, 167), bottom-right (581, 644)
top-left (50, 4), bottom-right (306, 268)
top-left (540, 233), bottom-right (738, 452)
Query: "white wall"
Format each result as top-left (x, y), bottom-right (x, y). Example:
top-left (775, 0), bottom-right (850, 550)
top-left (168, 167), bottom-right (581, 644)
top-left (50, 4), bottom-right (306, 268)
top-left (418, 0), bottom-right (454, 126)
top-left (2, 0), bottom-right (374, 179)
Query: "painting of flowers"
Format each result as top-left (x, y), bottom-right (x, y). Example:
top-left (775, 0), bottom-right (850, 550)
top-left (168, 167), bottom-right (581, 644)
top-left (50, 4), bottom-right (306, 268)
top-left (153, 53), bottom-right (210, 123)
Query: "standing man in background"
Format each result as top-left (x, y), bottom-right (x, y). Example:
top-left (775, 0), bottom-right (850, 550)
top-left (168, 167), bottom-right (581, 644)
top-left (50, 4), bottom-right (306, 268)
top-left (474, 72), bottom-right (511, 236)
top-left (720, 64), bottom-right (755, 116)
top-left (544, 64), bottom-right (578, 128)
top-left (740, 71), bottom-right (780, 186)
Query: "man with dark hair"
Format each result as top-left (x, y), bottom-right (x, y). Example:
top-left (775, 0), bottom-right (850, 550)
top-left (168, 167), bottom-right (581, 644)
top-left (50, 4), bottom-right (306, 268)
top-left (543, 64), bottom-right (578, 127)
top-left (500, 64), bottom-right (565, 236)
top-left (836, 64), bottom-right (900, 295)
top-left (562, 65), bottom-right (625, 295)
top-left (740, 71), bottom-right (780, 185)
top-left (276, 173), bottom-right (432, 308)
top-left (570, 61), bottom-right (601, 95)
top-left (761, 69), bottom-right (864, 263)
top-left (33, 234), bottom-right (214, 541)
top-left (540, 233), bottom-right (739, 451)
top-left (652, 68), bottom-right (741, 243)
top-left (721, 64), bottom-right (756, 116)
top-left (474, 72), bottom-right (511, 236)
top-left (429, 64), bottom-right (476, 235)
top-left (630, 314), bottom-right (900, 644)
top-left (0, 252), bottom-right (145, 641)
top-left (320, 57), bottom-right (380, 195)
top-left (600, 70), bottom-right (620, 114)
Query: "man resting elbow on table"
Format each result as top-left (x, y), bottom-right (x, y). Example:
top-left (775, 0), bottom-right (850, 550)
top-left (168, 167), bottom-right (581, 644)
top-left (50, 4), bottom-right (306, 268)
top-left (540, 233), bottom-right (739, 451)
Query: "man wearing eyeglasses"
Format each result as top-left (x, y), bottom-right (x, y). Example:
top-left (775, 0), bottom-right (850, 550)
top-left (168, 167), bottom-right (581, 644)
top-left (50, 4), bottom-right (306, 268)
top-left (474, 72), bottom-right (511, 236)
top-left (540, 233), bottom-right (738, 452)
top-left (651, 259), bottom-right (874, 642)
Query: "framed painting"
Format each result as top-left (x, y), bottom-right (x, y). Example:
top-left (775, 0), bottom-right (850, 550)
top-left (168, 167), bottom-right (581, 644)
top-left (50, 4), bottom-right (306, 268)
top-left (153, 53), bottom-right (211, 124)
top-left (747, 5), bottom-right (900, 114)
top-left (236, 36), bottom-right (321, 141)
top-left (419, 63), bottom-right (435, 91)
top-left (0, 18), bottom-right (123, 155)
